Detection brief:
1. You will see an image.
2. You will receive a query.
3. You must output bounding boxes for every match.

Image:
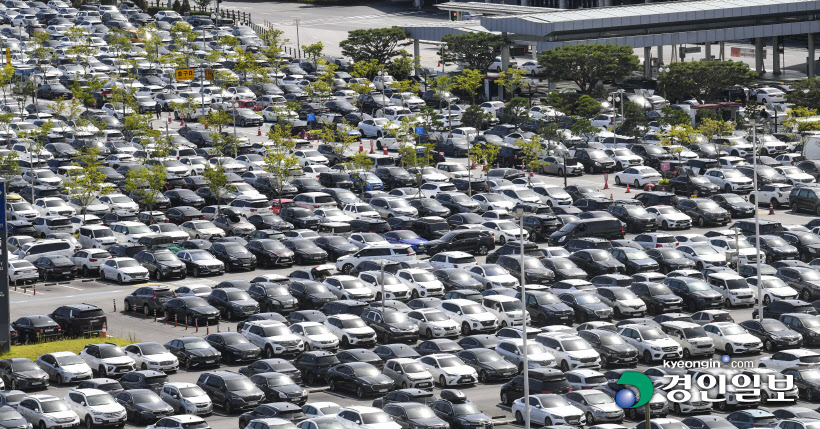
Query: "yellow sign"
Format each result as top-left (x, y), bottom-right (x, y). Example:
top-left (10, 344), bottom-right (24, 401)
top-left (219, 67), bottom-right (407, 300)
top-left (5, 48), bottom-right (9, 65)
top-left (175, 68), bottom-right (195, 81)
top-left (204, 68), bottom-right (213, 81)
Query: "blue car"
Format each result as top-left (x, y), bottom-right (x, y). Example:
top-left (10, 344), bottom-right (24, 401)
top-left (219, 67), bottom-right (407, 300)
top-left (350, 171), bottom-right (384, 191)
top-left (384, 230), bottom-right (429, 253)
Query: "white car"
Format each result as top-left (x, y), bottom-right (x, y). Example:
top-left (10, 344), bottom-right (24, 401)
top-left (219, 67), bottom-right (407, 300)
top-left (397, 269), bottom-right (445, 298)
top-left (79, 343), bottom-right (136, 378)
top-left (323, 275), bottom-right (376, 302)
top-left (110, 221), bottom-right (154, 243)
top-left (594, 286), bottom-right (647, 318)
top-left (472, 193), bottom-right (515, 212)
top-left (8, 259), bottom-right (39, 284)
top-left (438, 298), bottom-right (499, 335)
top-left (180, 220), bottom-right (226, 240)
top-left (240, 320), bottom-right (305, 358)
top-left (335, 245), bottom-right (415, 274)
top-left (407, 308), bottom-right (459, 339)
top-left (677, 244), bottom-right (728, 270)
top-left (337, 406), bottom-right (401, 429)
top-left (290, 322), bottom-right (339, 351)
top-left (34, 197), bottom-right (76, 217)
top-left (293, 150), bottom-right (329, 167)
top-left (358, 118), bottom-right (397, 138)
top-left (747, 275), bottom-right (798, 304)
top-left (660, 321), bottom-right (715, 359)
top-left (428, 252), bottom-right (477, 270)
top-left (707, 272), bottom-right (756, 307)
top-left (17, 395), bottom-right (80, 429)
top-left (646, 206), bottom-right (692, 230)
top-left (357, 271), bottom-right (412, 301)
top-left (7, 200), bottom-right (39, 221)
top-left (36, 351), bottom-right (93, 384)
top-left (98, 193), bottom-right (139, 212)
top-left (535, 332), bottom-right (601, 371)
top-left (123, 342), bottom-right (179, 372)
top-left (64, 388), bottom-right (126, 428)
top-left (590, 114), bottom-right (615, 129)
top-left (495, 338), bottom-right (555, 370)
top-left (99, 257), bottom-right (149, 283)
top-left (519, 60), bottom-right (545, 76)
top-left (469, 264), bottom-right (520, 290)
top-left (754, 183), bottom-right (793, 208)
top-left (324, 314), bottom-right (377, 347)
top-left (159, 382), bottom-right (212, 416)
top-left (419, 182), bottom-right (459, 198)
top-left (605, 148), bottom-right (644, 169)
top-left (707, 235), bottom-right (762, 265)
top-left (510, 394), bottom-right (585, 427)
top-left (417, 353), bottom-right (477, 387)
top-left (616, 324), bottom-right (682, 363)
top-left (614, 166), bottom-right (662, 188)
top-left (532, 185), bottom-right (573, 206)
top-left (149, 223), bottom-right (189, 243)
top-left (499, 187), bottom-right (542, 205)
top-left (348, 233), bottom-right (389, 249)
top-left (755, 87), bottom-right (786, 104)
top-left (703, 321), bottom-right (763, 355)
top-left (775, 166), bottom-right (816, 185)
top-left (704, 169), bottom-right (755, 193)
top-left (480, 221), bottom-right (528, 244)
top-left (302, 402), bottom-right (341, 418)
top-left (313, 208), bottom-right (353, 223)
top-left (343, 204), bottom-right (382, 220)
top-left (758, 349), bottom-right (820, 371)
top-left (148, 415), bottom-right (209, 429)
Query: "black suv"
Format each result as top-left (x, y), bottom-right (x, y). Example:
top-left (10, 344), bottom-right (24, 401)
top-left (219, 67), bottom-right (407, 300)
top-left (486, 241), bottom-right (543, 264)
top-left (632, 191), bottom-right (679, 207)
top-left (664, 277), bottom-right (722, 311)
top-left (247, 282), bottom-right (298, 314)
top-left (577, 329), bottom-right (639, 368)
top-left (500, 369), bottom-right (572, 405)
top-left (607, 204), bottom-right (658, 233)
top-left (629, 282), bottom-right (683, 314)
top-left (432, 389), bottom-right (494, 429)
top-left (731, 219), bottom-right (783, 237)
top-left (204, 332), bottom-right (262, 363)
top-left (209, 242), bottom-right (257, 272)
top-left (292, 351), bottom-right (340, 385)
top-left (280, 207), bottom-right (322, 230)
top-left (425, 230), bottom-right (495, 256)
top-left (124, 285), bottom-right (176, 316)
top-left (573, 149), bottom-right (617, 173)
top-left (520, 290), bottom-right (575, 326)
top-left (676, 198), bottom-right (730, 227)
top-left (196, 370), bottom-right (264, 414)
top-left (668, 175), bottom-right (720, 197)
top-left (206, 288), bottom-right (259, 320)
top-left (49, 304), bottom-right (106, 337)
top-left (318, 172), bottom-right (353, 190)
top-left (522, 214), bottom-right (562, 242)
top-left (410, 217), bottom-right (450, 240)
top-left (134, 249), bottom-right (187, 280)
top-left (360, 308), bottom-right (419, 343)
top-left (790, 185), bottom-right (820, 215)
top-left (375, 167), bottom-right (418, 190)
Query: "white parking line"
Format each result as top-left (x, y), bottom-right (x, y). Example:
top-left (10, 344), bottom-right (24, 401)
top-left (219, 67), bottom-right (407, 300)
top-left (59, 284), bottom-right (83, 290)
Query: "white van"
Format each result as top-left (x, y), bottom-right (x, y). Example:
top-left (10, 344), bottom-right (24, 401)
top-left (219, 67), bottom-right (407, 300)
top-left (78, 225), bottom-right (117, 249)
top-left (16, 239), bottom-right (76, 261)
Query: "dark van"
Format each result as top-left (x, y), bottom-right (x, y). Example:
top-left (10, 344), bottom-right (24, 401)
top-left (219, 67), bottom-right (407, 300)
top-left (548, 219), bottom-right (624, 246)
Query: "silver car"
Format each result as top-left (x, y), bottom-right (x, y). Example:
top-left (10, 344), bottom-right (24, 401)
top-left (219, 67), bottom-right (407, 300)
top-left (382, 358), bottom-right (434, 390)
top-left (36, 352), bottom-right (93, 385)
top-left (159, 383), bottom-right (212, 416)
top-left (563, 389), bottom-right (625, 424)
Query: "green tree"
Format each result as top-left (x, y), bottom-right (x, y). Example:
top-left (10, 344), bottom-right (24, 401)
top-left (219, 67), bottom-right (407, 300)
top-left (697, 118), bottom-right (734, 162)
top-left (787, 78), bottom-right (820, 109)
top-left (460, 105), bottom-right (493, 131)
top-left (515, 135), bottom-right (545, 179)
top-left (193, 0), bottom-right (210, 10)
top-left (345, 152), bottom-right (373, 172)
top-left (538, 44), bottom-right (640, 95)
top-left (500, 97), bottom-right (529, 125)
top-left (571, 118), bottom-right (601, 143)
top-left (63, 146), bottom-right (107, 220)
top-left (30, 31), bottom-right (53, 66)
top-left (181, 0), bottom-right (191, 13)
top-left (386, 51), bottom-right (414, 79)
top-left (454, 69), bottom-right (485, 105)
top-left (202, 165), bottom-right (234, 212)
top-left (617, 101), bottom-right (648, 137)
top-left (302, 41), bottom-right (324, 70)
top-left (441, 33), bottom-right (506, 72)
top-left (351, 59), bottom-right (384, 81)
top-left (658, 60), bottom-right (757, 103)
top-left (340, 27), bottom-right (408, 65)
top-left (496, 68), bottom-right (526, 102)
top-left (783, 107), bottom-right (820, 132)
top-left (0, 151), bottom-right (19, 184)
top-left (659, 106), bottom-right (693, 127)
top-left (545, 92), bottom-right (600, 117)
top-left (263, 124), bottom-right (299, 201)
top-left (124, 164), bottom-right (168, 216)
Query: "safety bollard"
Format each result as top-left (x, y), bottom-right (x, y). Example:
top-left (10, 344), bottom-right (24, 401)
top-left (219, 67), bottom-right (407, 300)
top-left (195, 318), bottom-right (199, 333)
top-left (206, 324), bottom-right (209, 335)
top-left (175, 314), bottom-right (178, 328)
top-left (113, 299), bottom-right (116, 312)
top-left (185, 317), bottom-right (188, 330)
top-left (32, 286), bottom-right (35, 296)
top-left (154, 309), bottom-right (157, 322)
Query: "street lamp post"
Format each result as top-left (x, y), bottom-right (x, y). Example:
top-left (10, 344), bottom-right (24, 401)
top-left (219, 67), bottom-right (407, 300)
top-left (516, 207), bottom-right (531, 429)
top-left (752, 118), bottom-right (764, 321)
top-left (607, 90), bottom-right (623, 148)
top-left (294, 19), bottom-right (301, 59)
top-left (380, 260), bottom-right (386, 309)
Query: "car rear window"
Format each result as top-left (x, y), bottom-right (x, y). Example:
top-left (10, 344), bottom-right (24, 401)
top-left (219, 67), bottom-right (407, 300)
top-left (77, 309), bottom-right (105, 318)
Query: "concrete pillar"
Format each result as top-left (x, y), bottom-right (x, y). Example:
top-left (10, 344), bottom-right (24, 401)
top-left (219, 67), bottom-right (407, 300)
top-left (500, 32), bottom-right (509, 100)
top-left (559, 0), bottom-right (567, 8)
top-left (810, 33), bottom-right (816, 78)
top-left (532, 44), bottom-right (537, 60)
top-left (413, 38), bottom-right (420, 71)
top-left (520, 0), bottom-right (528, 6)
top-left (602, 0), bottom-right (612, 6)
top-left (772, 36), bottom-right (781, 75)
top-left (644, 46), bottom-right (652, 78)
top-left (719, 41), bottom-right (725, 60)
top-left (755, 37), bottom-right (765, 74)
top-left (657, 45), bottom-right (664, 65)
top-left (704, 42), bottom-right (711, 60)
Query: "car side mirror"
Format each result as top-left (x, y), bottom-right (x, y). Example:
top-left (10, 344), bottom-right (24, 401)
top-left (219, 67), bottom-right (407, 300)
top-left (395, 369), bottom-right (403, 374)
top-left (80, 401), bottom-right (86, 406)
top-left (457, 311), bottom-right (462, 316)
top-left (356, 421), bottom-right (361, 425)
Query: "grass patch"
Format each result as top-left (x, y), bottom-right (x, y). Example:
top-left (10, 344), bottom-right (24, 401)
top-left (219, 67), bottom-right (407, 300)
top-left (0, 337), bottom-right (136, 361)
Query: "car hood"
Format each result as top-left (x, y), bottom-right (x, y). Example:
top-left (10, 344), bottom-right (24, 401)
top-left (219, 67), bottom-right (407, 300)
top-left (603, 343), bottom-right (637, 354)
top-left (458, 414), bottom-right (492, 425)
top-left (654, 293), bottom-right (682, 303)
top-left (540, 302), bottom-right (574, 313)
top-left (17, 368), bottom-right (48, 378)
top-left (358, 374), bottom-right (393, 385)
top-left (227, 343), bottom-right (258, 352)
top-left (595, 259), bottom-right (624, 268)
top-left (230, 299), bottom-right (258, 307)
top-left (101, 356), bottom-right (133, 366)
top-left (483, 359), bottom-right (517, 371)
top-left (725, 333), bottom-right (760, 343)
top-left (187, 348), bottom-right (220, 358)
top-left (143, 352), bottom-right (177, 363)
top-left (89, 403), bottom-right (124, 414)
top-left (137, 401), bottom-right (174, 413)
top-left (401, 238), bottom-right (429, 245)
top-left (691, 289), bottom-right (721, 299)
top-left (190, 306), bottom-right (220, 316)
top-left (272, 383), bottom-right (305, 395)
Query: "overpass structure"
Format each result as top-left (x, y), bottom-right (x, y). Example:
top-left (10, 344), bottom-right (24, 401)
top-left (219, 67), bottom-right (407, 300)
top-left (405, 0), bottom-right (820, 78)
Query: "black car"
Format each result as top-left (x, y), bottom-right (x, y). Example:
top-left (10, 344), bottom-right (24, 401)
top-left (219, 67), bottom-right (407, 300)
top-left (206, 287), bottom-right (259, 320)
top-left (568, 249), bottom-right (625, 276)
top-left (292, 351), bottom-right (340, 385)
top-left (500, 369), bottom-right (572, 404)
top-left (288, 281), bottom-right (336, 309)
top-left (318, 172), bottom-right (354, 190)
top-left (779, 313), bottom-right (820, 346)
top-left (629, 282), bottom-right (683, 314)
top-left (249, 372), bottom-right (307, 404)
top-left (435, 193), bottom-right (482, 214)
top-left (676, 198), bottom-right (730, 227)
top-left (326, 362), bottom-right (394, 398)
top-left (373, 344), bottom-right (421, 361)
top-left (456, 349), bottom-right (517, 382)
top-left (247, 282), bottom-right (298, 314)
top-left (520, 290), bottom-right (575, 326)
top-left (446, 213), bottom-right (485, 229)
top-left (165, 189), bottom-right (205, 208)
top-left (349, 218), bottom-right (391, 234)
top-left (712, 193), bottom-right (755, 218)
top-left (781, 368), bottom-right (820, 401)
top-left (425, 230), bottom-right (495, 256)
top-left (238, 359), bottom-right (302, 384)
top-left (522, 214), bottom-right (563, 242)
top-left (496, 255), bottom-right (555, 285)
top-left (753, 235), bottom-right (799, 263)
top-left (607, 247), bottom-right (659, 275)
top-left (280, 207), bottom-right (322, 231)
top-left (0, 358), bottom-right (49, 390)
top-left (646, 248), bottom-right (697, 274)
top-left (164, 337), bottom-right (221, 370)
top-left (776, 267), bottom-right (820, 301)
top-left (779, 231), bottom-right (820, 262)
top-left (577, 329), bottom-right (639, 368)
top-left (739, 318), bottom-right (803, 351)
top-left (668, 175), bottom-right (720, 197)
top-left (432, 389), bottom-right (494, 429)
top-left (361, 308), bottom-right (419, 343)
top-left (238, 402), bottom-right (306, 427)
top-left (196, 370), bottom-right (264, 414)
top-left (486, 240), bottom-right (544, 265)
top-left (375, 167), bottom-right (418, 190)
top-left (49, 304), bottom-right (106, 338)
top-left (119, 370), bottom-right (168, 393)
top-left (633, 192), bottom-right (679, 207)
top-left (37, 83), bottom-right (73, 100)
top-left (664, 276), bottom-right (722, 311)
top-left (246, 239), bottom-right (294, 268)
top-left (752, 299), bottom-right (817, 319)
top-left (115, 389), bottom-right (174, 424)
top-left (283, 239), bottom-right (328, 265)
top-left (11, 314), bottom-right (62, 345)
top-left (558, 291), bottom-right (613, 323)
top-left (33, 255), bottom-right (76, 281)
top-left (208, 242), bottom-right (257, 272)
top-left (607, 205), bottom-right (657, 233)
top-left (314, 236), bottom-right (357, 261)
top-left (204, 332), bottom-right (261, 364)
top-left (134, 249), bottom-right (187, 280)
top-left (573, 149), bottom-right (618, 174)
top-left (410, 198), bottom-right (451, 217)
top-left (247, 214), bottom-right (293, 232)
top-left (574, 197), bottom-right (613, 212)
top-left (163, 296), bottom-right (220, 326)
top-left (432, 269), bottom-right (484, 291)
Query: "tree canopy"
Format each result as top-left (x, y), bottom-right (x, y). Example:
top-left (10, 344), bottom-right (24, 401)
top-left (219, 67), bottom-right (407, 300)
top-left (340, 27), bottom-right (409, 65)
top-left (658, 60), bottom-right (757, 103)
top-left (537, 44), bottom-right (640, 95)
top-left (441, 33), bottom-right (506, 72)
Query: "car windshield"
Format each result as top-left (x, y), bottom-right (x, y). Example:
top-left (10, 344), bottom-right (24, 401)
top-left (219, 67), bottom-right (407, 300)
top-left (534, 293), bottom-right (560, 305)
top-left (562, 338), bottom-right (590, 351)
top-left (500, 301), bottom-right (524, 312)
top-left (99, 347), bottom-right (125, 358)
top-left (599, 334), bottom-right (626, 346)
top-left (140, 343), bottom-right (167, 355)
top-left (461, 304), bottom-right (486, 315)
top-left (575, 294), bottom-right (601, 305)
top-left (803, 318), bottom-right (820, 328)
top-left (698, 201), bottom-right (720, 210)
top-left (383, 312), bottom-right (409, 323)
top-left (131, 392), bottom-right (163, 404)
top-left (452, 403), bottom-right (480, 416)
top-left (340, 318), bottom-right (366, 328)
top-left (226, 291), bottom-right (251, 301)
top-left (482, 266), bottom-right (508, 276)
top-left (626, 251), bottom-right (651, 261)
top-left (221, 334), bottom-right (248, 345)
top-left (802, 369), bottom-right (820, 380)
top-left (303, 325), bottom-right (330, 336)
top-left (685, 281), bottom-right (711, 291)
top-left (41, 400), bottom-right (70, 413)
top-left (183, 340), bottom-right (211, 350)
top-left (352, 365), bottom-right (381, 377)
top-left (766, 237), bottom-right (788, 247)
top-left (404, 405), bottom-right (436, 419)
top-left (86, 394), bottom-right (114, 406)
top-left (55, 354), bottom-right (84, 365)
top-left (225, 378), bottom-right (254, 391)
top-left (683, 327), bottom-right (707, 338)
top-left (691, 246), bottom-right (718, 256)
top-left (262, 325), bottom-right (291, 337)
top-left (117, 260), bottom-right (139, 268)
top-left (266, 375), bottom-right (294, 387)
top-left (362, 412), bottom-right (392, 424)
top-left (155, 253), bottom-right (177, 262)
top-left (802, 270), bottom-right (820, 281)
top-left (179, 386), bottom-right (206, 397)
top-left (721, 326), bottom-right (746, 335)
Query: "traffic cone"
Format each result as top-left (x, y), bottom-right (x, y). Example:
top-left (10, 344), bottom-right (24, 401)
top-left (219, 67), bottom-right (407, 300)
top-left (625, 184), bottom-right (630, 193)
top-left (101, 322), bottom-right (107, 339)
top-left (180, 117), bottom-right (185, 126)
top-left (769, 203), bottom-right (775, 215)
top-left (471, 161), bottom-right (476, 169)
top-left (370, 141), bottom-right (375, 154)
top-left (383, 147), bottom-right (388, 156)
top-left (610, 193), bottom-right (614, 201)
top-left (530, 169), bottom-right (534, 177)
top-left (168, 113), bottom-right (171, 123)
top-left (257, 127), bottom-right (261, 136)
top-left (603, 176), bottom-right (609, 190)
top-left (204, 124), bottom-right (208, 130)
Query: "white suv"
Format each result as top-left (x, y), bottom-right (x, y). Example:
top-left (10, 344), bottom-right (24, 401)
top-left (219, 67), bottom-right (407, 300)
top-left (335, 245), bottom-right (416, 274)
top-left (428, 251), bottom-right (477, 270)
top-left (357, 271), bottom-right (412, 301)
top-left (18, 395), bottom-right (79, 429)
top-left (438, 299), bottom-right (499, 335)
top-left (109, 221), bottom-right (154, 243)
top-left (706, 272), bottom-right (756, 307)
top-left (123, 342), bottom-right (179, 372)
top-left (407, 308), bottom-right (459, 339)
top-left (79, 343), bottom-right (136, 378)
top-left (240, 320), bottom-right (305, 358)
top-left (660, 321), bottom-right (715, 359)
top-left (617, 324), bottom-right (682, 363)
top-left (482, 295), bottom-right (530, 328)
top-left (64, 388), bottom-right (126, 428)
top-left (324, 314), bottom-right (377, 347)
top-left (535, 332), bottom-right (601, 371)
top-left (495, 338), bottom-right (555, 370)
top-left (323, 275), bottom-right (376, 302)
top-left (396, 269), bottom-right (445, 298)
top-left (159, 382), bottom-right (213, 416)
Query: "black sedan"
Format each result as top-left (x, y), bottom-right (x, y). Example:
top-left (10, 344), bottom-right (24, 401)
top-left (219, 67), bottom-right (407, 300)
top-left (409, 199), bottom-right (451, 217)
top-left (177, 250), bottom-right (225, 277)
top-left (783, 368), bottom-right (820, 401)
top-left (414, 339), bottom-right (463, 356)
top-left (712, 193), bottom-right (756, 218)
top-left (33, 255), bottom-right (76, 281)
top-left (115, 389), bottom-right (174, 424)
top-left (209, 242), bottom-right (257, 272)
top-left (540, 258), bottom-right (587, 281)
top-left (164, 190), bottom-right (205, 209)
top-left (204, 332), bottom-right (261, 363)
top-left (249, 372), bottom-right (307, 404)
top-left (11, 315), bottom-right (62, 344)
top-left (0, 357), bottom-right (49, 390)
top-left (167, 206), bottom-right (205, 224)
top-left (206, 287), bottom-right (259, 320)
top-left (739, 318), bottom-right (803, 352)
top-left (134, 249), bottom-right (187, 281)
top-left (119, 370), bottom-right (167, 393)
top-left (608, 247), bottom-right (659, 274)
top-left (162, 296), bottom-right (220, 326)
top-left (568, 249), bottom-right (625, 276)
top-left (433, 269), bottom-right (484, 291)
top-left (164, 337), bottom-right (222, 370)
top-left (456, 349), bottom-right (517, 382)
top-left (755, 235), bottom-right (799, 263)
top-left (314, 236), bottom-right (358, 261)
top-left (326, 362), bottom-right (394, 398)
top-left (283, 239), bottom-right (328, 265)
top-left (373, 344), bottom-right (421, 361)
top-left (646, 248), bottom-right (696, 273)
top-left (239, 359), bottom-right (303, 384)
top-left (247, 214), bottom-right (293, 232)
top-left (248, 282), bottom-right (298, 314)
top-left (288, 281), bottom-right (336, 309)
top-left (37, 83), bottom-right (73, 100)
top-left (558, 291), bottom-right (613, 323)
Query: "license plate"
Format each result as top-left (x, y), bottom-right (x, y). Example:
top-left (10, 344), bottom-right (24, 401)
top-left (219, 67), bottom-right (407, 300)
top-left (418, 382), bottom-right (431, 387)
top-left (206, 360), bottom-right (215, 363)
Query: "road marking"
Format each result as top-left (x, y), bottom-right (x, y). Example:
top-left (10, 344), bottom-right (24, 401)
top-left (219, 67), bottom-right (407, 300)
top-left (10, 288), bottom-right (42, 295)
top-left (59, 284), bottom-right (84, 290)
top-left (11, 289), bottom-right (121, 304)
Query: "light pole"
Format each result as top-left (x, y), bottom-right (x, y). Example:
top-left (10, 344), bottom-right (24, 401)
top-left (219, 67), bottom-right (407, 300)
top-left (515, 207), bottom-right (531, 429)
top-left (379, 259), bottom-right (386, 309)
top-left (294, 19), bottom-right (301, 59)
top-left (751, 117), bottom-right (763, 321)
top-left (607, 91), bottom-right (622, 150)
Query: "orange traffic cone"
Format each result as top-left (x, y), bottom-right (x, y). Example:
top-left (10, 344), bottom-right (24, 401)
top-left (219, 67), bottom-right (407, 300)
top-left (167, 113), bottom-right (172, 123)
top-left (603, 176), bottom-right (609, 190)
top-left (180, 117), bottom-right (185, 126)
top-left (625, 184), bottom-right (630, 193)
top-left (610, 193), bottom-right (614, 201)
top-left (101, 322), bottom-right (107, 339)
top-left (257, 127), bottom-right (262, 136)
top-left (383, 147), bottom-right (388, 156)
top-left (370, 141), bottom-right (375, 154)
top-left (769, 203), bottom-right (775, 215)
top-left (204, 123), bottom-right (208, 130)
top-left (359, 143), bottom-right (363, 153)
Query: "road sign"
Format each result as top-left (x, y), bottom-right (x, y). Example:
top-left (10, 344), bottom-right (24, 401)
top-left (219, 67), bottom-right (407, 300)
top-left (661, 162), bottom-right (671, 171)
top-left (306, 113), bottom-right (315, 122)
top-left (0, 183), bottom-right (9, 354)
top-left (414, 127), bottom-right (425, 135)
top-left (204, 68), bottom-right (213, 81)
top-left (175, 68), bottom-right (195, 81)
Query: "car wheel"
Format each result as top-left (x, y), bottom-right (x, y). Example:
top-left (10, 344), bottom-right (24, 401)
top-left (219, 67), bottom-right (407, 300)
top-left (615, 176), bottom-right (621, 185)
top-left (477, 245), bottom-right (488, 255)
top-left (342, 263), bottom-right (353, 274)
top-left (724, 298), bottom-right (732, 308)
top-left (81, 266), bottom-right (89, 277)
top-left (498, 235), bottom-right (506, 245)
top-left (634, 180), bottom-right (641, 188)
top-left (560, 360), bottom-right (569, 372)
top-left (193, 267), bottom-right (201, 277)
top-left (643, 350), bottom-right (653, 363)
top-left (600, 355), bottom-right (609, 368)
top-left (815, 205), bottom-right (820, 216)
top-left (478, 370), bottom-right (488, 383)
top-left (265, 346), bottom-right (274, 359)
top-left (141, 363), bottom-right (147, 370)
top-left (156, 270), bottom-right (164, 281)
top-left (683, 348), bottom-right (691, 359)
top-left (586, 412), bottom-right (595, 425)
top-left (124, 301), bottom-right (132, 312)
top-left (558, 168), bottom-right (565, 177)
top-left (803, 289), bottom-right (812, 301)
top-left (117, 274), bottom-right (123, 284)
top-left (426, 329), bottom-right (434, 339)
top-left (697, 217), bottom-right (705, 227)
top-left (185, 358), bottom-right (193, 370)
top-left (764, 294), bottom-right (772, 306)
top-left (142, 305), bottom-right (150, 318)
top-left (544, 418), bottom-right (553, 427)
top-left (99, 365), bottom-right (108, 377)
top-left (57, 374), bottom-right (64, 385)
top-left (39, 422), bottom-right (46, 429)
top-left (726, 344), bottom-right (734, 355)
top-left (328, 379), bottom-right (337, 391)
top-left (613, 307), bottom-right (622, 319)
top-left (186, 314), bottom-right (194, 326)
top-left (501, 391), bottom-right (511, 406)
top-left (224, 400), bottom-right (233, 414)
top-left (356, 386), bottom-right (366, 398)
top-left (462, 323), bottom-right (471, 335)
top-left (401, 381), bottom-right (408, 389)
